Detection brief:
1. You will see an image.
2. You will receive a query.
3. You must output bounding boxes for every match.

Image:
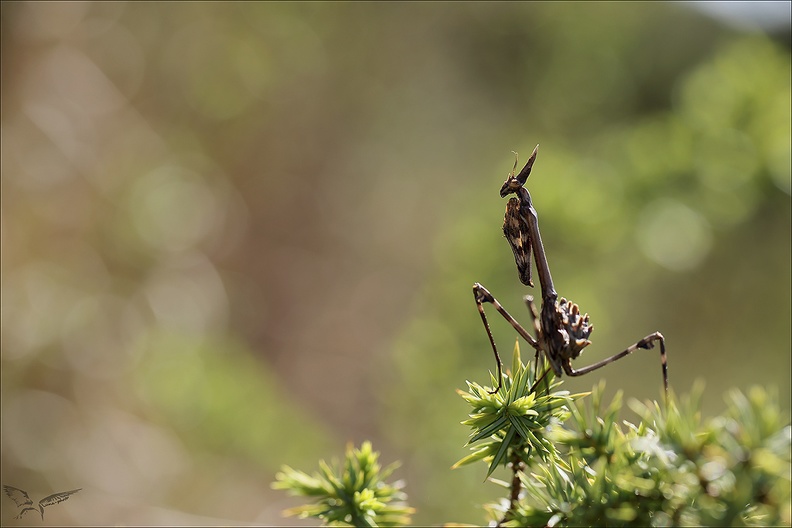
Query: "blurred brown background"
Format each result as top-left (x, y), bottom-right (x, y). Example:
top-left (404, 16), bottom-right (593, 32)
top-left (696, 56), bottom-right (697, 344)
top-left (1, 2), bottom-right (790, 526)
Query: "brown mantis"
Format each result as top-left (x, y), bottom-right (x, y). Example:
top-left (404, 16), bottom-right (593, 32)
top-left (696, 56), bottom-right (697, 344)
top-left (473, 145), bottom-right (668, 398)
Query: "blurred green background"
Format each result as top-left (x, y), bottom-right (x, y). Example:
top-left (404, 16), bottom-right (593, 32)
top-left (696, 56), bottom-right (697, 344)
top-left (1, 2), bottom-right (790, 526)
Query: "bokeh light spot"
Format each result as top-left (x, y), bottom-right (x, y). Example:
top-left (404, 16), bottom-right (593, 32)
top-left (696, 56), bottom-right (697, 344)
top-left (2, 390), bottom-right (79, 472)
top-left (636, 199), bottom-right (713, 272)
top-left (144, 254), bottom-right (229, 334)
top-left (130, 165), bottom-right (221, 253)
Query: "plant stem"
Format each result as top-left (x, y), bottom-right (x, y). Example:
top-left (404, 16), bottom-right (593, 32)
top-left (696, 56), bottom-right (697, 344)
top-left (499, 450), bottom-right (524, 526)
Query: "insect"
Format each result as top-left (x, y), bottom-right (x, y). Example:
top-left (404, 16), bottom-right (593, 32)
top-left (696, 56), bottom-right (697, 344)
top-left (3, 485), bottom-right (81, 520)
top-left (473, 145), bottom-right (668, 397)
